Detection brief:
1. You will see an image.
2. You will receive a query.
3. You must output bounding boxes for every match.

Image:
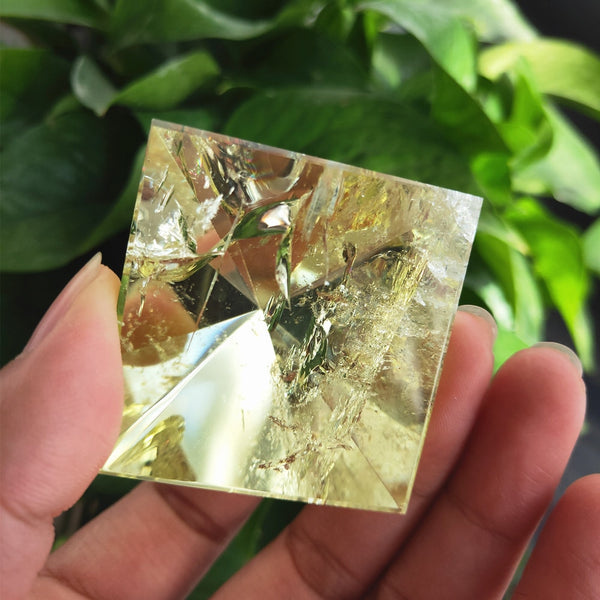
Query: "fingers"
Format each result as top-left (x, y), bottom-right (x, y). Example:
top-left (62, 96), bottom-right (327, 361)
top-left (209, 308), bottom-right (496, 600)
top-left (375, 344), bottom-right (586, 599)
top-left (513, 474), bottom-right (600, 599)
top-left (35, 484), bottom-right (259, 600)
top-left (35, 308), bottom-right (495, 600)
top-left (0, 257), bottom-right (123, 599)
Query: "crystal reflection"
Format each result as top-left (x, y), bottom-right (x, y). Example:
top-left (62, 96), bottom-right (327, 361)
top-left (102, 121), bottom-right (481, 513)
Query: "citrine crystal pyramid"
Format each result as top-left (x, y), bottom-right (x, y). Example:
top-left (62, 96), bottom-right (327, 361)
top-left (101, 120), bottom-right (481, 513)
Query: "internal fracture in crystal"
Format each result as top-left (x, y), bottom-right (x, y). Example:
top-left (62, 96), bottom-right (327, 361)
top-left (102, 120), bottom-right (481, 513)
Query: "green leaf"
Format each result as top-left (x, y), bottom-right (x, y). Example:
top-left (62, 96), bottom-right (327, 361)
top-left (494, 327), bottom-right (528, 371)
top-left (314, 2), bottom-right (356, 41)
top-left (0, 48), bottom-right (69, 142)
top-left (465, 263), bottom-right (515, 332)
top-left (513, 107), bottom-right (600, 214)
top-left (274, 0), bottom-right (331, 29)
top-left (464, 248), bottom-right (530, 370)
top-left (496, 68), bottom-right (553, 170)
top-left (114, 51), bottom-right (220, 110)
top-left (357, 0), bottom-right (536, 42)
top-left (225, 89), bottom-right (474, 191)
top-left (479, 39), bottom-right (600, 120)
top-left (78, 146), bottom-right (145, 254)
top-left (348, 9), bottom-right (386, 69)
top-left (0, 49), bottom-right (61, 119)
top-left (470, 153), bottom-right (513, 206)
top-left (89, 473), bottom-right (138, 496)
top-left (583, 218), bottom-right (600, 276)
top-left (476, 203), bottom-right (528, 254)
top-left (198, 0), bottom-right (293, 20)
top-left (438, 0), bottom-right (535, 42)
top-left (109, 0), bottom-right (282, 46)
top-left (46, 94), bottom-right (83, 120)
top-left (0, 111), bottom-right (108, 272)
top-left (371, 32), bottom-right (431, 91)
top-left (357, 1), bottom-right (478, 91)
top-left (71, 51), bottom-right (220, 116)
top-left (71, 55), bottom-right (117, 117)
top-left (431, 68), bottom-right (507, 156)
top-left (231, 29), bottom-right (368, 90)
top-left (0, 0), bottom-right (108, 28)
top-left (474, 231), bottom-right (544, 346)
top-left (505, 198), bottom-right (594, 370)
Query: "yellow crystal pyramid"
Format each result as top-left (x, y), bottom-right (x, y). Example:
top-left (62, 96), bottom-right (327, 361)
top-left (101, 120), bottom-right (481, 512)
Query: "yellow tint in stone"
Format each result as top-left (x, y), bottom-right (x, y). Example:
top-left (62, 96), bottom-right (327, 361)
top-left (101, 120), bottom-right (481, 512)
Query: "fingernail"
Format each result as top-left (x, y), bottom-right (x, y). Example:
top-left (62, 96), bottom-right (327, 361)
top-left (24, 253), bottom-right (103, 353)
top-left (458, 304), bottom-right (498, 340)
top-left (533, 342), bottom-right (583, 377)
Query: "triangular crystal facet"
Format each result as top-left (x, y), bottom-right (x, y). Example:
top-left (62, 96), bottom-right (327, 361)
top-left (102, 121), bottom-right (481, 513)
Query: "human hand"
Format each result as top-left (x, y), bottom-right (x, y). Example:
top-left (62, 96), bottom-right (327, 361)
top-left (1, 256), bottom-right (598, 599)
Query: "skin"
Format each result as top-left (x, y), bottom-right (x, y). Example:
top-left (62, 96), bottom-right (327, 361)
top-left (0, 259), bottom-right (598, 600)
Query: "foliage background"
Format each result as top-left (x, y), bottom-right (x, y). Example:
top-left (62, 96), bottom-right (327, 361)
top-left (1, 1), bottom-right (598, 597)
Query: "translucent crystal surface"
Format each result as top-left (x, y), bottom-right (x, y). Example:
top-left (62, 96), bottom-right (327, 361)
top-left (101, 120), bottom-right (481, 513)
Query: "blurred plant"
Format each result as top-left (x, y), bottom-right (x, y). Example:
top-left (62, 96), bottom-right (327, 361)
top-left (2, 0), bottom-right (599, 367)
top-left (1, 0), bottom-right (599, 595)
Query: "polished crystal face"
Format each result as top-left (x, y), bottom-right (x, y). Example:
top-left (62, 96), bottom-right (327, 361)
top-left (101, 120), bottom-right (481, 512)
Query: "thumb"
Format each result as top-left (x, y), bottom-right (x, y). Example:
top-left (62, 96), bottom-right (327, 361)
top-left (0, 254), bottom-right (123, 599)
